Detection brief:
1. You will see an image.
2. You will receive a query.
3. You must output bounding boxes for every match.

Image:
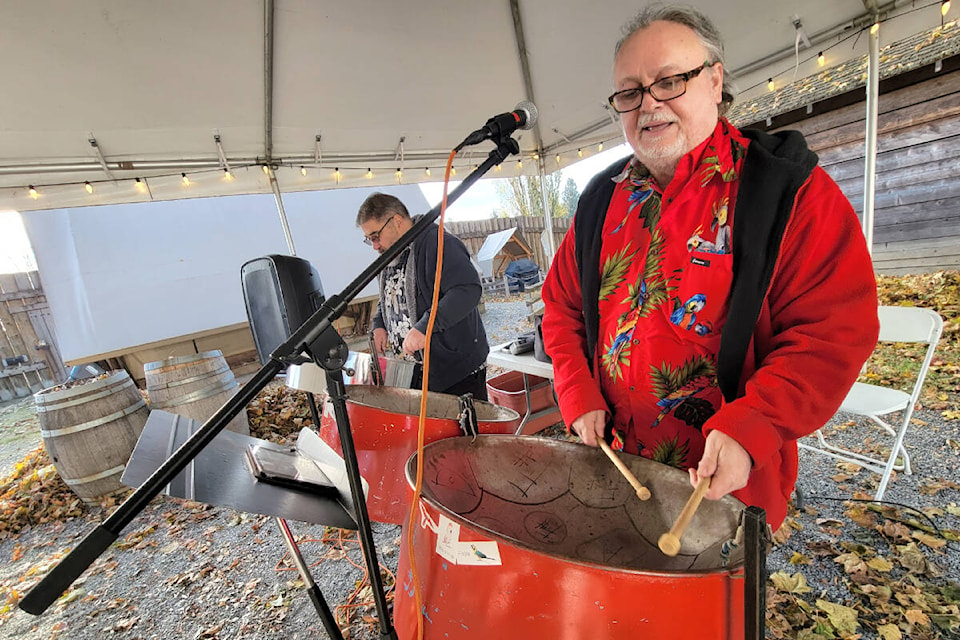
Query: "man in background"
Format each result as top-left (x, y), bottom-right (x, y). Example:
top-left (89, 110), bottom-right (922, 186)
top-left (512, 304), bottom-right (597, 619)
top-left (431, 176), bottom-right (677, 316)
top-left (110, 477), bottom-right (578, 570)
top-left (357, 193), bottom-right (489, 400)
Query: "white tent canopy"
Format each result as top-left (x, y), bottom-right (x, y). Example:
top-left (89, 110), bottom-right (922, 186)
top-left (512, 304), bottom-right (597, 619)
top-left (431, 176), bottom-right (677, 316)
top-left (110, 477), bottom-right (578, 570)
top-left (0, 0), bottom-right (950, 212)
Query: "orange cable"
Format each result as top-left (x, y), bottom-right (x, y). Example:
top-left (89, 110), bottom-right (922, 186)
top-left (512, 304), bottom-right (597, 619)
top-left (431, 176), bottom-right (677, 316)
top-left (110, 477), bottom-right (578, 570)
top-left (405, 148), bottom-right (457, 640)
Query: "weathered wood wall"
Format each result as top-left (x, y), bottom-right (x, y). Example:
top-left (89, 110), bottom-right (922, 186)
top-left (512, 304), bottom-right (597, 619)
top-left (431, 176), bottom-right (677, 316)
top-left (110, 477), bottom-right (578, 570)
top-left (444, 216), bottom-right (571, 271)
top-left (771, 68), bottom-right (960, 275)
top-left (0, 271), bottom-right (67, 399)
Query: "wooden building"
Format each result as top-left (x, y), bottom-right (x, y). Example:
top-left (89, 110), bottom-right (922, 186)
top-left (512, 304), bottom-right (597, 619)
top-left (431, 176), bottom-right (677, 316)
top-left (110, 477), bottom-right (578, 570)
top-left (729, 20), bottom-right (960, 275)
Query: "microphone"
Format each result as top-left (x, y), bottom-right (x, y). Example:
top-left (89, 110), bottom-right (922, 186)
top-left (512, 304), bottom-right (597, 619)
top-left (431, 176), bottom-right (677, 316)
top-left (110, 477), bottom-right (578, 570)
top-left (459, 101), bottom-right (538, 148)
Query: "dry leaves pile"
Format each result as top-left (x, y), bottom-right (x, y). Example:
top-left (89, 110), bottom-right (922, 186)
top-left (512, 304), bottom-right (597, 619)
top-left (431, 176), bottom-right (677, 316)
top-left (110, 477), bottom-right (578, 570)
top-left (767, 496), bottom-right (960, 639)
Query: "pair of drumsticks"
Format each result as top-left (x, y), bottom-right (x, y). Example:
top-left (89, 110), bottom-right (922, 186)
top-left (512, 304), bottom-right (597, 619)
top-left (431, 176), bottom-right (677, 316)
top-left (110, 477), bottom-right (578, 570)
top-left (597, 440), bottom-right (710, 557)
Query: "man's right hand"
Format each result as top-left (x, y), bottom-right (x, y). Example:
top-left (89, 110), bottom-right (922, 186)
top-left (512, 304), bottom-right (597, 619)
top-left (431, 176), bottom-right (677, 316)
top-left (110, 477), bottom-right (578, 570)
top-left (372, 328), bottom-right (388, 355)
top-left (570, 410), bottom-right (607, 447)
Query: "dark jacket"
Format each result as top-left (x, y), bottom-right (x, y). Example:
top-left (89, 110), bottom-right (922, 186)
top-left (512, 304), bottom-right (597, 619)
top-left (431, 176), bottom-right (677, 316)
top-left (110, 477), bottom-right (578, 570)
top-left (374, 219), bottom-right (488, 392)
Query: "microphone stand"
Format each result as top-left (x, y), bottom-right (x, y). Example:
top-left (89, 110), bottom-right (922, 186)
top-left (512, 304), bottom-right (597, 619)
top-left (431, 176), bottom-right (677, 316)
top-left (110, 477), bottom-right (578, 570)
top-left (19, 133), bottom-right (522, 639)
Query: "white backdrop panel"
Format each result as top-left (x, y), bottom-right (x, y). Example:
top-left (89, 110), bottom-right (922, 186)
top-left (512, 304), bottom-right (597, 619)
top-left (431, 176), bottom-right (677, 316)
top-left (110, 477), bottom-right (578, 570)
top-left (22, 185), bottom-right (429, 362)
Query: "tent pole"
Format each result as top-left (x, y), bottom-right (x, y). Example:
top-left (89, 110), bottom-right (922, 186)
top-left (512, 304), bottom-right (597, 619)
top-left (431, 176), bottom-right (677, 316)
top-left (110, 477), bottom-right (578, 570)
top-left (268, 170), bottom-right (297, 255)
top-left (862, 19), bottom-right (880, 255)
top-left (537, 156), bottom-right (556, 263)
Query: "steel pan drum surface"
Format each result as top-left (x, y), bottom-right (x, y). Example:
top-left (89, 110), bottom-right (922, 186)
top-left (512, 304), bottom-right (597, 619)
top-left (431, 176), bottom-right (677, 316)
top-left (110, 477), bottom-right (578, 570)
top-left (396, 435), bottom-right (746, 639)
top-left (318, 385), bottom-right (521, 524)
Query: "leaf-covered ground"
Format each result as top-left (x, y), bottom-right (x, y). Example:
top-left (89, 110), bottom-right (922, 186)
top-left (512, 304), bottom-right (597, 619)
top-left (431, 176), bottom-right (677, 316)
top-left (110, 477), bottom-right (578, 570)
top-left (0, 275), bottom-right (958, 638)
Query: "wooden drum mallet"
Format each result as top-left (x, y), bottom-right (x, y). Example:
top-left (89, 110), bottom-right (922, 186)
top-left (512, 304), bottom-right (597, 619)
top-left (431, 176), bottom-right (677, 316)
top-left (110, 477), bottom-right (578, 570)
top-left (598, 440), bottom-right (651, 501)
top-left (658, 475), bottom-right (711, 556)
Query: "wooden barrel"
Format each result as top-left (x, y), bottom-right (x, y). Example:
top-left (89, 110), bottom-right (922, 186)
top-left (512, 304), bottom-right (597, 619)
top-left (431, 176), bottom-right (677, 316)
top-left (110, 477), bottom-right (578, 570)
top-left (144, 351), bottom-right (249, 435)
top-left (35, 370), bottom-right (149, 502)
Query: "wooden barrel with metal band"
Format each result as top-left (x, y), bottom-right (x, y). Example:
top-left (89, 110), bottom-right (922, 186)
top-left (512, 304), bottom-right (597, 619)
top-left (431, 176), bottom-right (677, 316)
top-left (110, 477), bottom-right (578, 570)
top-left (144, 350), bottom-right (249, 435)
top-left (35, 370), bottom-right (149, 502)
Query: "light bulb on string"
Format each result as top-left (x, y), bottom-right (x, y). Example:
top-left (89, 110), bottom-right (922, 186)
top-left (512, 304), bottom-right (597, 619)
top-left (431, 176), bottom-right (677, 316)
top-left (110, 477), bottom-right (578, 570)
top-left (577, 148), bottom-right (583, 158)
top-left (598, 142), bottom-right (603, 152)
top-left (262, 164), bottom-right (271, 175)
top-left (870, 22), bottom-right (880, 35)
top-left (767, 78), bottom-right (775, 91)
top-left (223, 168), bottom-right (234, 182)
top-left (517, 159), bottom-right (523, 170)
top-left (818, 52), bottom-right (825, 66)
top-left (555, 154), bottom-right (561, 166)
top-left (84, 181), bottom-right (94, 194)
top-left (943, 1), bottom-right (951, 17)
top-left (28, 186), bottom-right (38, 199)
top-left (495, 164), bottom-right (502, 172)
top-left (396, 168), bottom-right (403, 183)
top-left (300, 166), bottom-right (308, 177)
top-left (425, 167), bottom-right (431, 177)
top-left (532, 153), bottom-right (539, 160)
top-left (366, 168), bottom-right (373, 180)
top-left (181, 173), bottom-right (190, 186)
top-left (334, 168), bottom-right (341, 184)
top-left (450, 167), bottom-right (456, 176)
top-left (135, 177), bottom-right (147, 192)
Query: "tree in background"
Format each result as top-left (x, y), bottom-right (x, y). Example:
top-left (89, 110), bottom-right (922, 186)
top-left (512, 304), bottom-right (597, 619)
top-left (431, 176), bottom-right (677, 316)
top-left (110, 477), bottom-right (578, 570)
top-left (494, 174), bottom-right (579, 218)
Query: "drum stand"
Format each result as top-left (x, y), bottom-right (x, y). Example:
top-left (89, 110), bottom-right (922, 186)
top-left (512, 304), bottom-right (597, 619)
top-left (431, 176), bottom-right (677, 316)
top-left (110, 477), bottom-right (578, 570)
top-left (743, 506), bottom-right (768, 640)
top-left (18, 133), bottom-right (524, 640)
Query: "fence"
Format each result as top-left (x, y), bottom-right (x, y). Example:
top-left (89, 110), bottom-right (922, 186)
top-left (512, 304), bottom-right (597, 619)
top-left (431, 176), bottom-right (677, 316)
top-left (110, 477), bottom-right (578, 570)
top-left (0, 271), bottom-right (67, 399)
top-left (444, 216), bottom-right (571, 272)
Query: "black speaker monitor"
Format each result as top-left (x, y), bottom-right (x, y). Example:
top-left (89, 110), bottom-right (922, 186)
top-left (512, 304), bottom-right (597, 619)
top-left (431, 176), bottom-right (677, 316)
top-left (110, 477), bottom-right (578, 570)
top-left (241, 255), bottom-right (325, 365)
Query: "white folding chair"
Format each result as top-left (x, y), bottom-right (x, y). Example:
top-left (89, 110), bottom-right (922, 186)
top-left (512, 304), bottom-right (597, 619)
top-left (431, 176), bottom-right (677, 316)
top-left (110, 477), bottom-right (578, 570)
top-left (798, 305), bottom-right (943, 500)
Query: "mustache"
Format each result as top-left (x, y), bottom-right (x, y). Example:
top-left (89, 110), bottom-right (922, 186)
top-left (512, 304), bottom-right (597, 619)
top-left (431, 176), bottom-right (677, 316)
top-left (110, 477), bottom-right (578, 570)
top-left (635, 113), bottom-right (674, 128)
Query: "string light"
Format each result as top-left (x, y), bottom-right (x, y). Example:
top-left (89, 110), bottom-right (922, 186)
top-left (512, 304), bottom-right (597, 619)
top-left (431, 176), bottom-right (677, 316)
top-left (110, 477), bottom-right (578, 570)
top-left (767, 77), bottom-right (775, 91)
top-left (532, 153), bottom-right (539, 160)
top-left (495, 164), bottom-right (502, 172)
top-left (598, 142), bottom-right (603, 152)
top-left (450, 167), bottom-right (456, 176)
top-left (28, 186), bottom-right (38, 199)
top-left (366, 168), bottom-right (374, 179)
top-left (395, 168), bottom-right (402, 182)
top-left (300, 165), bottom-right (308, 177)
top-left (870, 22), bottom-right (880, 35)
top-left (84, 181), bottom-right (94, 194)
top-left (135, 177), bottom-right (147, 192)
top-left (577, 148), bottom-right (583, 158)
top-left (943, 1), bottom-right (951, 17)
top-left (424, 167), bottom-right (431, 177)
top-left (223, 168), bottom-right (234, 181)
top-left (181, 172), bottom-right (190, 186)
top-left (818, 51), bottom-right (825, 66)
top-left (517, 159), bottom-right (523, 170)
top-left (334, 167), bottom-right (341, 184)
top-left (555, 154), bottom-right (561, 166)
top-left (262, 164), bottom-right (271, 175)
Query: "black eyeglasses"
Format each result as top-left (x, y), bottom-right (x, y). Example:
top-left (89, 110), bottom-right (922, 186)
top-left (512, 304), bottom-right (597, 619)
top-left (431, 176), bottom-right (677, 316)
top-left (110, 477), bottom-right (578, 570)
top-left (362, 214), bottom-right (397, 246)
top-left (607, 62), bottom-right (713, 114)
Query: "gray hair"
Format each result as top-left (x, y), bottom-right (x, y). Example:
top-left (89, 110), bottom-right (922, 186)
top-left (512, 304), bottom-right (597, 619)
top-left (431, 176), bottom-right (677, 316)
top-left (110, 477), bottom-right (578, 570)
top-left (356, 192), bottom-right (410, 226)
top-left (615, 4), bottom-right (735, 114)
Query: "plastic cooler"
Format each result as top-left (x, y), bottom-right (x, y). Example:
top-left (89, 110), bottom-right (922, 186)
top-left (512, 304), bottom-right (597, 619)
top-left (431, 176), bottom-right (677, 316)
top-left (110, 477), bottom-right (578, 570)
top-left (485, 369), bottom-right (561, 434)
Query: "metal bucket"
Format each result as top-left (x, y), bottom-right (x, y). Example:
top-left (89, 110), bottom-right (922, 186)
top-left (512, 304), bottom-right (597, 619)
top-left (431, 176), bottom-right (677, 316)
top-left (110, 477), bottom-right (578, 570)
top-left (318, 386), bottom-right (521, 524)
top-left (395, 436), bottom-right (746, 639)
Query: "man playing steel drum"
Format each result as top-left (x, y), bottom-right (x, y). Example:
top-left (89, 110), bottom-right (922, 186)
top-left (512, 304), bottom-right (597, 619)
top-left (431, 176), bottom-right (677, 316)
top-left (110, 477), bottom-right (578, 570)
top-left (541, 4), bottom-right (879, 531)
top-left (357, 192), bottom-right (490, 400)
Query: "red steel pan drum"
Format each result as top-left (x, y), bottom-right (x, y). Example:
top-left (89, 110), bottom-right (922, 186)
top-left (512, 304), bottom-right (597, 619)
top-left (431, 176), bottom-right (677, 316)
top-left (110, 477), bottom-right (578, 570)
top-left (318, 386), bottom-right (521, 524)
top-left (395, 435), bottom-right (746, 639)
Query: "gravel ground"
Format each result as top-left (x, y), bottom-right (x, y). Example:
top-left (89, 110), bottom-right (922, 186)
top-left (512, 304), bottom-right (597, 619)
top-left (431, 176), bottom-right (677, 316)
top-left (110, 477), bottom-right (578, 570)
top-left (0, 295), bottom-right (957, 639)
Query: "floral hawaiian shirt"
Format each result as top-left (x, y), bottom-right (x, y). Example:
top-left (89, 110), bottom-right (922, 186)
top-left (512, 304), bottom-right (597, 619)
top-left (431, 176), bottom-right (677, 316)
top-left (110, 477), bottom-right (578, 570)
top-left (597, 120), bottom-right (748, 467)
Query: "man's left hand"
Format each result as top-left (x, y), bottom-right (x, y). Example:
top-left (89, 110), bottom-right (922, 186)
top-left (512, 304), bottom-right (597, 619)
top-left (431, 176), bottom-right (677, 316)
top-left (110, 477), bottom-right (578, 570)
top-left (690, 430), bottom-right (752, 501)
top-left (402, 328), bottom-right (427, 355)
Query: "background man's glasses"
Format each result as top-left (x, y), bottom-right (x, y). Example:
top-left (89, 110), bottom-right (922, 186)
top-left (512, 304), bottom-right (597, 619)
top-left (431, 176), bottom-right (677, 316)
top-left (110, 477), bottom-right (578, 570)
top-left (607, 62), bottom-right (713, 114)
top-left (363, 214), bottom-right (397, 246)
